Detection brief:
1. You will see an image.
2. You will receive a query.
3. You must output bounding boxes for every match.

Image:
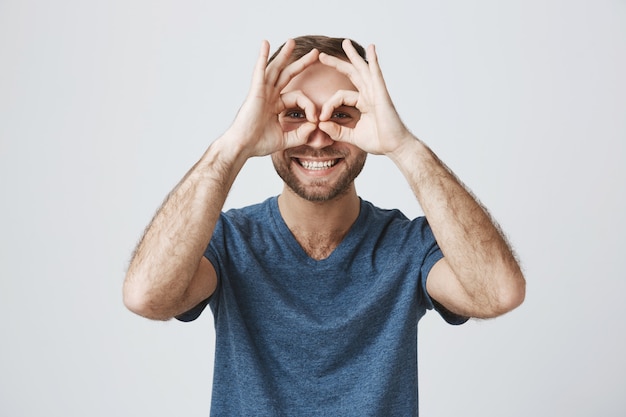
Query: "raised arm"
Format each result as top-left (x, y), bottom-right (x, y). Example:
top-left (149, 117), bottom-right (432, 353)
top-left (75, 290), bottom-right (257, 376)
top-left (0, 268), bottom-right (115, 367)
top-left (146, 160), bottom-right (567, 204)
top-left (123, 40), bottom-right (320, 320)
top-left (388, 139), bottom-right (525, 318)
top-left (318, 40), bottom-right (525, 319)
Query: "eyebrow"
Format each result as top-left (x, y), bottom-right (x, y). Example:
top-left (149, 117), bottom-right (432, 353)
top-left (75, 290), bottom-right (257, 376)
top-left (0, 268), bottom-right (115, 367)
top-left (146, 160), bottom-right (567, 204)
top-left (335, 105), bottom-right (360, 112)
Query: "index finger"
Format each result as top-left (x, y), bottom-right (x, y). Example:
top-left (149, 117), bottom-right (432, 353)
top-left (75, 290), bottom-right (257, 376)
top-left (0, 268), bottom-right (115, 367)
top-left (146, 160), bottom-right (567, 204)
top-left (264, 39), bottom-right (296, 86)
top-left (319, 90), bottom-right (360, 121)
top-left (318, 52), bottom-right (365, 92)
top-left (342, 39), bottom-right (370, 73)
top-left (279, 90), bottom-right (318, 123)
top-left (274, 48), bottom-right (320, 90)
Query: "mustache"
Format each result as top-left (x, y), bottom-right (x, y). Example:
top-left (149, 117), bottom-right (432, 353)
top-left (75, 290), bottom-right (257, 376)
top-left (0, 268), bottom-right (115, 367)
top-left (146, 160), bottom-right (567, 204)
top-left (285, 146), bottom-right (348, 159)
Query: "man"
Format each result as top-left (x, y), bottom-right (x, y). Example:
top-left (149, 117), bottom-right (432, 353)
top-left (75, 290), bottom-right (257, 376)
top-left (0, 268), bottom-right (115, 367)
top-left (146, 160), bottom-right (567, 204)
top-left (123, 35), bottom-right (525, 416)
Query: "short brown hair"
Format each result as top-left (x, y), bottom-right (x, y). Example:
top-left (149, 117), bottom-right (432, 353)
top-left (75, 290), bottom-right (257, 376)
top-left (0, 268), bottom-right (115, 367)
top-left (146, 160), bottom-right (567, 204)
top-left (268, 35), bottom-right (367, 64)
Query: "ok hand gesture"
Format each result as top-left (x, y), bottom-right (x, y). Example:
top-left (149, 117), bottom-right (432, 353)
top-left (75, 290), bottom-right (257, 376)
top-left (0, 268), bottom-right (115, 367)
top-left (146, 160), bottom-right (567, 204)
top-left (227, 39), bottom-right (320, 158)
top-left (317, 40), bottom-right (414, 157)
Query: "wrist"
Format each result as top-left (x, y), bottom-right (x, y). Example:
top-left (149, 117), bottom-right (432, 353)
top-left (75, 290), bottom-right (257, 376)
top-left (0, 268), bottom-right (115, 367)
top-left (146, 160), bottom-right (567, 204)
top-left (386, 133), bottom-right (430, 165)
top-left (386, 135), bottom-right (445, 188)
top-left (194, 133), bottom-right (251, 181)
top-left (214, 128), bottom-right (260, 162)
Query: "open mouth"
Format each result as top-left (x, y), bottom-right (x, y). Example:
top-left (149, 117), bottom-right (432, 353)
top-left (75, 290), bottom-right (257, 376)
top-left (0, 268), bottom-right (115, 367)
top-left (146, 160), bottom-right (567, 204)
top-left (296, 158), bottom-right (340, 171)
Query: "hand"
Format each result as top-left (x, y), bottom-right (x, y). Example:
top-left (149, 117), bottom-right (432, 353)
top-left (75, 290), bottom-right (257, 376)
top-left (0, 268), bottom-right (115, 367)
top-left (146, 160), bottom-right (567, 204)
top-left (227, 39), bottom-right (320, 158)
top-left (317, 40), bottom-right (413, 156)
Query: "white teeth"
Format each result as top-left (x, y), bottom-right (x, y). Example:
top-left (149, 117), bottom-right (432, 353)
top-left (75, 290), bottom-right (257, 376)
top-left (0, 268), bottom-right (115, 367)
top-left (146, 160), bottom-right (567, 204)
top-left (300, 160), bottom-right (337, 170)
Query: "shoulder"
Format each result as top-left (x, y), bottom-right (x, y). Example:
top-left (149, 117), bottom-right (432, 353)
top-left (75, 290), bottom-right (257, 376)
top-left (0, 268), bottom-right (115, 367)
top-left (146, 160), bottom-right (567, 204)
top-left (360, 199), bottom-right (432, 241)
top-left (360, 199), bottom-right (409, 228)
top-left (206, 198), bottom-right (277, 256)
top-left (223, 196), bottom-right (274, 220)
top-left (219, 197), bottom-right (276, 231)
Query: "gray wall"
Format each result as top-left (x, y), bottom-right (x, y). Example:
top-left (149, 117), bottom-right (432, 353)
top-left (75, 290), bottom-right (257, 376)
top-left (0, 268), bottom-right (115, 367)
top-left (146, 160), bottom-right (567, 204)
top-left (1, 0), bottom-right (624, 415)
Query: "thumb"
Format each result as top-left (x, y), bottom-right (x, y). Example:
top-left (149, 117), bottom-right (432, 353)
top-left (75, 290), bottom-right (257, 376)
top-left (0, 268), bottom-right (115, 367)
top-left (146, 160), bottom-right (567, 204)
top-left (284, 121), bottom-right (317, 148)
top-left (319, 121), bottom-right (352, 144)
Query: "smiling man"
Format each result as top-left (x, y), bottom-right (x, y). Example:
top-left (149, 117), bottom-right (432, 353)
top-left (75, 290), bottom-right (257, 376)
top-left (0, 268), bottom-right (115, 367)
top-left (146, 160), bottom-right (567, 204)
top-left (273, 61), bottom-right (367, 206)
top-left (123, 35), bottom-right (525, 416)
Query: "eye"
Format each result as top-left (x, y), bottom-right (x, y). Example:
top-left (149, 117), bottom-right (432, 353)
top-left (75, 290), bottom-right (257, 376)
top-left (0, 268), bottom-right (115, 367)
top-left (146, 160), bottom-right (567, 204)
top-left (327, 106), bottom-right (360, 125)
top-left (284, 109), bottom-right (306, 119)
top-left (331, 112), bottom-right (351, 120)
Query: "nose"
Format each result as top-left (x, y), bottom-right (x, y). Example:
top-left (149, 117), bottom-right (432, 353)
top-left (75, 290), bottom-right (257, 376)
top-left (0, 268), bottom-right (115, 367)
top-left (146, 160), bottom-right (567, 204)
top-left (306, 126), bottom-right (335, 149)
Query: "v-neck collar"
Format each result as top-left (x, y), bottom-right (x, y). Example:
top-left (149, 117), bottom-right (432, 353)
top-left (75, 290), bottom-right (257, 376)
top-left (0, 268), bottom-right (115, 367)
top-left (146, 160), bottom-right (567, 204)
top-left (268, 196), bottom-right (368, 267)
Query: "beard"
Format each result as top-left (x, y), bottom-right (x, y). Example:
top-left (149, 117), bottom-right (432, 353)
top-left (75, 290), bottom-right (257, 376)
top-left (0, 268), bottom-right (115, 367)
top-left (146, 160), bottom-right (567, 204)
top-left (271, 147), bottom-right (367, 202)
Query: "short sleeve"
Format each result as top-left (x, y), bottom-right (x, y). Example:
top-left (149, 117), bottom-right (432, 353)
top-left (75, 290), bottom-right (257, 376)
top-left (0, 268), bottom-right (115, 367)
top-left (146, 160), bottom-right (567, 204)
top-left (418, 221), bottom-right (469, 326)
top-left (174, 215), bottom-right (225, 323)
top-left (175, 294), bottom-right (210, 322)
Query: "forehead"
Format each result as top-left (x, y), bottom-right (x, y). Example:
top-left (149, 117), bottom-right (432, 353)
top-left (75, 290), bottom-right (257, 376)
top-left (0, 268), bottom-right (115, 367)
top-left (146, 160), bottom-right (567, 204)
top-left (282, 63), bottom-right (356, 102)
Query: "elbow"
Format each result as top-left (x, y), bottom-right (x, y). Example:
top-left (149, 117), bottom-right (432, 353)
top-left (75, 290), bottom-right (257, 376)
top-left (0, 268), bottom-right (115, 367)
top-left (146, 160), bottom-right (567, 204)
top-left (122, 277), bottom-right (173, 321)
top-left (499, 279), bottom-right (526, 315)
top-left (488, 269), bottom-right (526, 318)
top-left (469, 267), bottom-right (526, 319)
top-left (122, 288), bottom-right (150, 318)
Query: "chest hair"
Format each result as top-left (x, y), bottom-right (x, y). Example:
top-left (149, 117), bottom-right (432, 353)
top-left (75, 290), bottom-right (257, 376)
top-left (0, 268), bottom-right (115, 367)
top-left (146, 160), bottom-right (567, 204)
top-left (291, 230), bottom-right (346, 261)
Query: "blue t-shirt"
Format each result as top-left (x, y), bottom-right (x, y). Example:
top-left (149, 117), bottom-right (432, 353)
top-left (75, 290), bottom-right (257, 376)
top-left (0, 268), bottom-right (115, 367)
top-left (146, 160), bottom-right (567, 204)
top-left (178, 196), bottom-right (466, 416)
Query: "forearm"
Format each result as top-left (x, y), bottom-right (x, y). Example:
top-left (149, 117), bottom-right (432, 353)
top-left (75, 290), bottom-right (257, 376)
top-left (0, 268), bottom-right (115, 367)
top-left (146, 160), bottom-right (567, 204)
top-left (122, 40), bottom-right (321, 319)
top-left (123, 134), bottom-right (249, 318)
top-left (388, 137), bottom-right (525, 315)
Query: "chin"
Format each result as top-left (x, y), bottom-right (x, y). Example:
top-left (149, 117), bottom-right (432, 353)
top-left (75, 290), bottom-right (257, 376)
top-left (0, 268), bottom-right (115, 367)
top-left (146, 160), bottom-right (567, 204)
top-left (292, 183), bottom-right (352, 202)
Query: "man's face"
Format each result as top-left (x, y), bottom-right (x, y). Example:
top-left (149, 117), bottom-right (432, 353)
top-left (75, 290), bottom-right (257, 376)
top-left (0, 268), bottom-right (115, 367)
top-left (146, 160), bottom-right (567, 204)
top-left (272, 63), bottom-right (367, 202)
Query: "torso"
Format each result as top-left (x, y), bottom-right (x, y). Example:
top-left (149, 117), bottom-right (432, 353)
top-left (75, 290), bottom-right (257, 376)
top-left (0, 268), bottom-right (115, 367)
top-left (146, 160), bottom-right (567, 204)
top-left (201, 196), bottom-right (445, 416)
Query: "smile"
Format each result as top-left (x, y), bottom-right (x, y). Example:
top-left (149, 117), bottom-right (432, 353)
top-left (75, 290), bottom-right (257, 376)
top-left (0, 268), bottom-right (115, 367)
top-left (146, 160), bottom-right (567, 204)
top-left (297, 159), bottom-right (339, 170)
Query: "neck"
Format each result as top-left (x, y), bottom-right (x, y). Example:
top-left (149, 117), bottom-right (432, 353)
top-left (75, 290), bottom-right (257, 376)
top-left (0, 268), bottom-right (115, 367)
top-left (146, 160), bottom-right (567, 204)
top-left (277, 185), bottom-right (361, 260)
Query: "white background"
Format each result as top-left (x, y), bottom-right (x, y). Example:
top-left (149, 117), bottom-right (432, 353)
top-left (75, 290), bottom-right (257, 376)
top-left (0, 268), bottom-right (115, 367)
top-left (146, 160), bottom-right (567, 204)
top-left (1, 0), bottom-right (625, 416)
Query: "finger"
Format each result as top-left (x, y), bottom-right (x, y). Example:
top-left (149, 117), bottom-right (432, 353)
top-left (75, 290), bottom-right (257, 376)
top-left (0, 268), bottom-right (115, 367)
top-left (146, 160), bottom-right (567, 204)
top-left (319, 90), bottom-right (360, 121)
top-left (364, 44), bottom-right (394, 103)
top-left (318, 52), bottom-right (365, 92)
top-left (248, 40), bottom-right (271, 93)
top-left (318, 120), bottom-right (350, 143)
top-left (280, 90), bottom-right (318, 123)
top-left (367, 44), bottom-right (379, 71)
top-left (266, 39), bottom-right (295, 86)
top-left (366, 44), bottom-right (386, 86)
top-left (285, 121), bottom-right (317, 148)
top-left (274, 48), bottom-right (320, 90)
top-left (342, 39), bottom-right (369, 74)
top-left (318, 52), bottom-right (354, 74)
